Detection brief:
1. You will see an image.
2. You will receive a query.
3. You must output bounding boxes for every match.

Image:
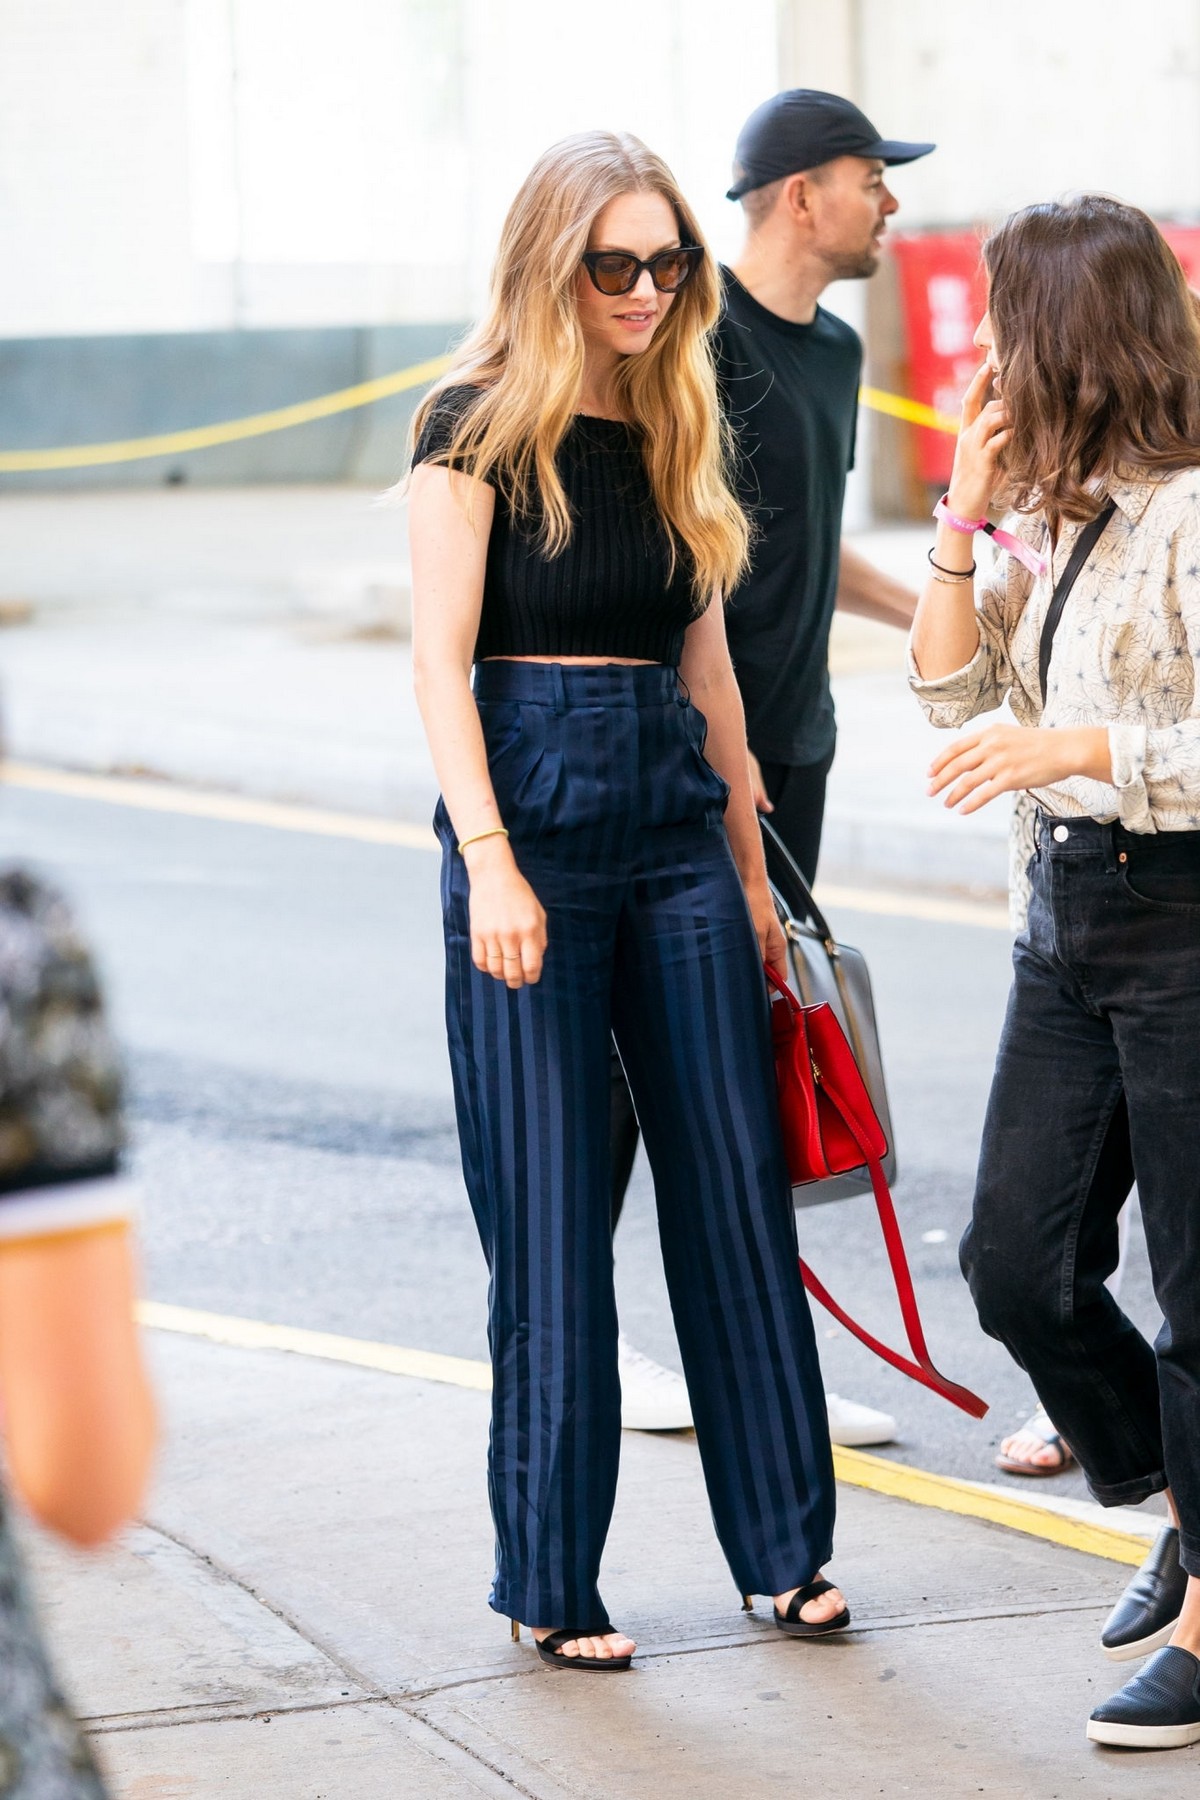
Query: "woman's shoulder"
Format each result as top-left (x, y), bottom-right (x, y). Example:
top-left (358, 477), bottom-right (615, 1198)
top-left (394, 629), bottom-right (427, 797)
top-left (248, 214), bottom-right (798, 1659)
top-left (1134, 464), bottom-right (1200, 527)
top-left (411, 383), bottom-right (489, 472)
top-left (430, 382), bottom-right (487, 416)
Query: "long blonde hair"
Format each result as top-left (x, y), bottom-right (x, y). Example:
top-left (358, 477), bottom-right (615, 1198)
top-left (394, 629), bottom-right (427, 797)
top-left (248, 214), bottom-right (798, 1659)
top-left (409, 131), bottom-right (750, 603)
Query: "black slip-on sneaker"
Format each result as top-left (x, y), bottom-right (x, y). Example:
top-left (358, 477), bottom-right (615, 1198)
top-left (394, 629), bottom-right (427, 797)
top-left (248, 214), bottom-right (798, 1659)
top-left (1101, 1526), bottom-right (1186, 1662)
top-left (1087, 1646), bottom-right (1200, 1749)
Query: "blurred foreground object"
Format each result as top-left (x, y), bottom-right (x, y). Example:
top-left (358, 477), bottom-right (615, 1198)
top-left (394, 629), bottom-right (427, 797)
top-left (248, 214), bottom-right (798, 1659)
top-left (0, 866), bottom-right (156, 1795)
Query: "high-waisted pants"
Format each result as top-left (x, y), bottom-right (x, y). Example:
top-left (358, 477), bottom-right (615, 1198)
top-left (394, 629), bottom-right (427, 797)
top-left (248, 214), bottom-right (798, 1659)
top-left (962, 815), bottom-right (1200, 1576)
top-left (436, 662), bottom-right (835, 1634)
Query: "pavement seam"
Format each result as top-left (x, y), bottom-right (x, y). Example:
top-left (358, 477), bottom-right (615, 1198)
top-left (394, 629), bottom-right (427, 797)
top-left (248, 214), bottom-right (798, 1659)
top-left (393, 1598), bottom-right (1111, 1700)
top-left (85, 1693), bottom-right (388, 1736)
top-left (87, 1693), bottom-right (552, 1799)
top-left (136, 1508), bottom-right (593, 1799)
top-left (79, 1598), bottom-right (1112, 1735)
top-left (139, 1514), bottom-right (389, 1706)
top-left (403, 1701), bottom-right (589, 1800)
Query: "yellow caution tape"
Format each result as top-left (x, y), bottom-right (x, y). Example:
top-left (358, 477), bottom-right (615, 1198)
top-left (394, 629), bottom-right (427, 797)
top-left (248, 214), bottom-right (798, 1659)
top-left (0, 358), bottom-right (957, 474)
top-left (0, 353), bottom-right (456, 473)
top-left (859, 384), bottom-right (960, 434)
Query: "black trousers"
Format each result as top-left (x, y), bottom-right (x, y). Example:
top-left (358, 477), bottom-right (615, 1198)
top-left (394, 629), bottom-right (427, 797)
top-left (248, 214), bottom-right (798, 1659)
top-left (611, 746), bottom-right (835, 1226)
top-left (440, 662), bottom-right (834, 1629)
top-left (962, 815), bottom-right (1200, 1575)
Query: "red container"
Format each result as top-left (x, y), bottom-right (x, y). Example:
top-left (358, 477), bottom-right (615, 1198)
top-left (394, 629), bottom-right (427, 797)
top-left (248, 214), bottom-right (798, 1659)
top-left (888, 223), bottom-right (1200, 488)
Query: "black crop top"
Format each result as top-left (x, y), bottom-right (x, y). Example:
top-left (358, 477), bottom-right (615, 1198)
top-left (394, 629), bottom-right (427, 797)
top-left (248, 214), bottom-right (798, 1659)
top-left (411, 385), bottom-right (701, 663)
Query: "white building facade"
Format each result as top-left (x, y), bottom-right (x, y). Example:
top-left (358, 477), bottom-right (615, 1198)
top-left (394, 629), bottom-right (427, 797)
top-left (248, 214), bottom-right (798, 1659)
top-left (2, 0), bottom-right (1198, 490)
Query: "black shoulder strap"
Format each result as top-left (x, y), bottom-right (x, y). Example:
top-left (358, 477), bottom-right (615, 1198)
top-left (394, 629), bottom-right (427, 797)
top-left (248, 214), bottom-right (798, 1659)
top-left (760, 816), bottom-right (835, 947)
top-left (1038, 498), bottom-right (1117, 704)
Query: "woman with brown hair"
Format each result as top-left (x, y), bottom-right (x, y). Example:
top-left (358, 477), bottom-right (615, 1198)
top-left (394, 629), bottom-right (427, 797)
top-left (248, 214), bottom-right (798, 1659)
top-left (408, 131), bottom-right (848, 1670)
top-left (910, 194), bottom-right (1200, 1749)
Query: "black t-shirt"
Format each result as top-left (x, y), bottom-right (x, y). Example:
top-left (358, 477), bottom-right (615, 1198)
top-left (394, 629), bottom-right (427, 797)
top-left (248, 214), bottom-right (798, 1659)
top-left (411, 386), bottom-right (700, 665)
top-left (716, 268), bottom-right (861, 765)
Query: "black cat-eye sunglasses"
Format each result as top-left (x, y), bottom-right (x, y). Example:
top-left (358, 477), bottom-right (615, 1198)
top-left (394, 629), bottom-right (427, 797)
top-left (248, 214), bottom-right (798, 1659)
top-left (580, 245), bottom-right (705, 296)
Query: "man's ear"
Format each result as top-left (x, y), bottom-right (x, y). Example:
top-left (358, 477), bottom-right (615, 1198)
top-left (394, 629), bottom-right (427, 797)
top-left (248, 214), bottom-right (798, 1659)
top-left (781, 171), bottom-right (814, 223)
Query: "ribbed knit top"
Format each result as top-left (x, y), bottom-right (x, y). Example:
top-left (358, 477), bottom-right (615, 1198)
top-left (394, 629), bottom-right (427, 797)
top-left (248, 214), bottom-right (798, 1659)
top-left (411, 385), bottom-right (701, 664)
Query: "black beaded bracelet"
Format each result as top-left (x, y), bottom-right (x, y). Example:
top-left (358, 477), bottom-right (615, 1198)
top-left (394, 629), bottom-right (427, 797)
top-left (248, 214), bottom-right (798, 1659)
top-left (927, 548), bottom-right (977, 579)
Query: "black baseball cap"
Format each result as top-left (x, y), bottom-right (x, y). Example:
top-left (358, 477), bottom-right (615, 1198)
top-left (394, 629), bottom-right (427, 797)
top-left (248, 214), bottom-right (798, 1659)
top-left (727, 89), bottom-right (935, 200)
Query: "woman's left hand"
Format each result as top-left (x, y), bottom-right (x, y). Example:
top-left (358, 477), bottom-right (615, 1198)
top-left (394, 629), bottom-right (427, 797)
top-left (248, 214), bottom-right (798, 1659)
top-left (929, 723), bottom-right (1111, 813)
top-left (746, 882), bottom-right (789, 981)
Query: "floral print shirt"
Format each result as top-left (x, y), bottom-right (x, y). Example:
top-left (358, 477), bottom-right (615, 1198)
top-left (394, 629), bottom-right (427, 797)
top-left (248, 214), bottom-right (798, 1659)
top-left (908, 467), bottom-right (1200, 834)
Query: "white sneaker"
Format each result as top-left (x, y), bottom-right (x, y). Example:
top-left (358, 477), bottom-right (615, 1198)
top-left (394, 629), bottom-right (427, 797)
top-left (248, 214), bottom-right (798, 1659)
top-left (825, 1391), bottom-right (897, 1448)
top-left (617, 1335), bottom-right (694, 1431)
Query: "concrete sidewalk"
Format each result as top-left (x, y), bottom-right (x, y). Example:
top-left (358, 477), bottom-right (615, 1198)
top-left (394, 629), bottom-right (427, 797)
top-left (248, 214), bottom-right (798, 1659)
top-left (23, 1323), bottom-right (1191, 1798)
top-left (0, 486), bottom-right (1009, 893)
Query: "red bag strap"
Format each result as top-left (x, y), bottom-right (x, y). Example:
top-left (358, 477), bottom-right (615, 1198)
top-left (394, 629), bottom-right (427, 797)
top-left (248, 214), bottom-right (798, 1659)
top-left (766, 967), bottom-right (987, 1420)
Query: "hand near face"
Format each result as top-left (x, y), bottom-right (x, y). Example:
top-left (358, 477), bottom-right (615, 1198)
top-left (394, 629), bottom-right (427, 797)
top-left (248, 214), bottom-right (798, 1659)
top-left (946, 360), bottom-right (1011, 520)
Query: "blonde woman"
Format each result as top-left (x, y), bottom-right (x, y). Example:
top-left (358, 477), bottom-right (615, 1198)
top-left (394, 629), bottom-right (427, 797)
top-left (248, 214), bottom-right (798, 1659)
top-left (409, 132), bottom-right (848, 1670)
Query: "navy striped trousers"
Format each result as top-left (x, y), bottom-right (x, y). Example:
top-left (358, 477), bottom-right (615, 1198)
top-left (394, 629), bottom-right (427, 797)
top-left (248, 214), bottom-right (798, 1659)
top-left (437, 662), bottom-right (835, 1634)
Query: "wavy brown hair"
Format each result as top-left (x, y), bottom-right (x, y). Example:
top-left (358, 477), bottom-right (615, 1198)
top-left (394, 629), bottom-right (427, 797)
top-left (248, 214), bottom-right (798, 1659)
top-left (985, 195), bottom-right (1200, 530)
top-left (409, 131), bottom-right (750, 603)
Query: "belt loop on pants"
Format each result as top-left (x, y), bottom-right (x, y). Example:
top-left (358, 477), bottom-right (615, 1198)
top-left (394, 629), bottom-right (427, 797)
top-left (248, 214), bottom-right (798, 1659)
top-left (1100, 820), bottom-right (1119, 874)
top-left (547, 663), bottom-right (567, 715)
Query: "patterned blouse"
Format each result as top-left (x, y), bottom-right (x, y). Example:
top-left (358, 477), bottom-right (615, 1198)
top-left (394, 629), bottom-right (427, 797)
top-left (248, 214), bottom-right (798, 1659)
top-left (908, 467), bottom-right (1200, 834)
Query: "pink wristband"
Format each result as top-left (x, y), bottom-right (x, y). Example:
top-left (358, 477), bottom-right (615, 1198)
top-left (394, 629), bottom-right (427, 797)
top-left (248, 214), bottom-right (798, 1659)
top-left (932, 493), bottom-right (1048, 581)
top-left (933, 494), bottom-right (986, 535)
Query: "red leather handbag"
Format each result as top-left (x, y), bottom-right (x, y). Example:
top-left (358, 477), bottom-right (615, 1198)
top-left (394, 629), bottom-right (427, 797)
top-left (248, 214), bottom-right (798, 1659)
top-left (767, 966), bottom-right (987, 1419)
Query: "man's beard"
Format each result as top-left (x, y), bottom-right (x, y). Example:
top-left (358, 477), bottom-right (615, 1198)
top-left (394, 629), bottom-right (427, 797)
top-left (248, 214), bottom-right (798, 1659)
top-left (827, 244), bottom-right (882, 282)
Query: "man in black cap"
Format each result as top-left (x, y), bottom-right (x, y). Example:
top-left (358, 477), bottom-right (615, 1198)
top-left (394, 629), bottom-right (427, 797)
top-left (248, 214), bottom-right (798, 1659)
top-left (610, 92), bottom-right (935, 1448)
top-left (721, 89), bottom-right (935, 877)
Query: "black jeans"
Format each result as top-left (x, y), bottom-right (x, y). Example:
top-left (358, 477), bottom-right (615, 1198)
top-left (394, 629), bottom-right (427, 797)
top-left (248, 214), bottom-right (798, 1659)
top-left (961, 814), bottom-right (1200, 1576)
top-left (610, 748), bottom-right (835, 1228)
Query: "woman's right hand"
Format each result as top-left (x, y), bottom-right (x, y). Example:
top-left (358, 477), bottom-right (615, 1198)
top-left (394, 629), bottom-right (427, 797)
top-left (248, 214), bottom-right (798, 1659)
top-left (463, 838), bottom-right (547, 987)
top-left (946, 361), bottom-right (1012, 521)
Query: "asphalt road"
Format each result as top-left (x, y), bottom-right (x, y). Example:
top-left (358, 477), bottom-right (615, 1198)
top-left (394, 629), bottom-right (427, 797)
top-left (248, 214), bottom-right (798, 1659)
top-left (0, 781), bottom-right (1166, 1502)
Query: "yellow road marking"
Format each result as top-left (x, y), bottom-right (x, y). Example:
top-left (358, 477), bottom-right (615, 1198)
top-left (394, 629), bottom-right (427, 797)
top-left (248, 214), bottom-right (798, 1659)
top-left (5, 760), bottom-right (1007, 930)
top-left (138, 1299), bottom-right (1149, 1567)
top-left (818, 882), bottom-right (1009, 932)
top-left (830, 1445), bottom-right (1150, 1567)
top-left (1, 762), bottom-right (437, 851)
top-left (137, 1300), bottom-right (491, 1391)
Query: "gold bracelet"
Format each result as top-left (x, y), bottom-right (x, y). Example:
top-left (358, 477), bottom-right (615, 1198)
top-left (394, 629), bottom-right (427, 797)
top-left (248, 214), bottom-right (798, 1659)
top-left (929, 569), bottom-right (975, 585)
top-left (457, 826), bottom-right (510, 855)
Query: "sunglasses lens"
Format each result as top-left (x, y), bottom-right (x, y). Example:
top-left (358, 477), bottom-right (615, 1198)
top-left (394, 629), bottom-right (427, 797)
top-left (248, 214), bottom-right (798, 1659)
top-left (652, 250), bottom-right (699, 291)
top-left (590, 255), bottom-right (639, 295)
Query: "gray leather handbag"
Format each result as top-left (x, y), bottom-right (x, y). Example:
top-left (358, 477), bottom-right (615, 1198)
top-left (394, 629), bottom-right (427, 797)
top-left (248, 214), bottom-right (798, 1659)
top-left (762, 818), bottom-right (898, 1205)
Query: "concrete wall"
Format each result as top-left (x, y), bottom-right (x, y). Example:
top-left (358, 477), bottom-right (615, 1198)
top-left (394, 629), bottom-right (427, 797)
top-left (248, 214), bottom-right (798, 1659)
top-left (0, 323), bottom-right (459, 488)
top-left (779, 0), bottom-right (1200, 226)
top-left (0, 0), bottom-right (777, 486)
top-left (779, 0), bottom-right (1200, 522)
top-left (1, 0), bottom-right (776, 341)
top-left (9, 1), bottom-right (1199, 492)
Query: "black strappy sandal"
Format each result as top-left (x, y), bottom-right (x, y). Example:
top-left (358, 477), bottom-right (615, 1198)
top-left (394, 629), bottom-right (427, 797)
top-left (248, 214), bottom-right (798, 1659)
top-left (512, 1620), bottom-right (633, 1672)
top-left (771, 1579), bottom-right (851, 1639)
